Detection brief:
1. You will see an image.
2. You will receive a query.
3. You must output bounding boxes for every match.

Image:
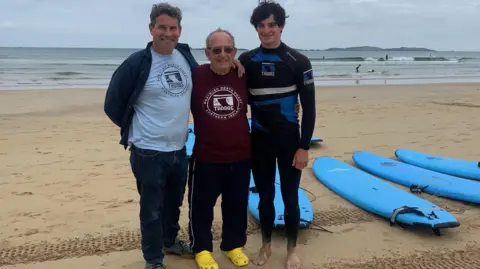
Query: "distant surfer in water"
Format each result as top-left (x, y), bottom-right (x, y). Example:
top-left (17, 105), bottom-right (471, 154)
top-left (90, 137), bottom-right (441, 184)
top-left (238, 1), bottom-right (316, 269)
top-left (356, 64), bottom-right (361, 73)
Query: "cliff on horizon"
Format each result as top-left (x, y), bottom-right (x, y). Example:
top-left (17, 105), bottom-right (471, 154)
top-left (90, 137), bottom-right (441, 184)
top-left (190, 46), bottom-right (436, 52)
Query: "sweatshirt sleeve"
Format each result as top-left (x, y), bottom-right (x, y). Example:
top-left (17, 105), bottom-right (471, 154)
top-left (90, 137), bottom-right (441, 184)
top-left (104, 60), bottom-right (135, 127)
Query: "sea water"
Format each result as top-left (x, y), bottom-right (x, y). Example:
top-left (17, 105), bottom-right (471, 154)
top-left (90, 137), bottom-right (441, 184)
top-left (1, 46), bottom-right (480, 90)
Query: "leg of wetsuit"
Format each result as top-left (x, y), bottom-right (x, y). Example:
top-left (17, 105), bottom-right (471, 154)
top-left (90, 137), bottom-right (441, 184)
top-left (276, 131), bottom-right (301, 249)
top-left (251, 130), bottom-right (276, 243)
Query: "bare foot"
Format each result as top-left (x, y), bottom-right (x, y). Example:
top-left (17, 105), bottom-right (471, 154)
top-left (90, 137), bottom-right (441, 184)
top-left (285, 249), bottom-right (301, 269)
top-left (252, 243), bottom-right (272, 266)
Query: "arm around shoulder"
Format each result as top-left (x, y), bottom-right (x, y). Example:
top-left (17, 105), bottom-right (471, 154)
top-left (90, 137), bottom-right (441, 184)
top-left (237, 51), bottom-right (250, 66)
top-left (104, 60), bottom-right (135, 127)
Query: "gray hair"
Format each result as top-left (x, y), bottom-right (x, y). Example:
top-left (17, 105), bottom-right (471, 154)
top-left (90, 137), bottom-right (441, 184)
top-left (150, 3), bottom-right (183, 27)
top-left (205, 28), bottom-right (236, 48)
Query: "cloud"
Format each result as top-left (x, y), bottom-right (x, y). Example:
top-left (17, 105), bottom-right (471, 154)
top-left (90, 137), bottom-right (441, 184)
top-left (0, 21), bottom-right (15, 28)
top-left (0, 0), bottom-right (478, 50)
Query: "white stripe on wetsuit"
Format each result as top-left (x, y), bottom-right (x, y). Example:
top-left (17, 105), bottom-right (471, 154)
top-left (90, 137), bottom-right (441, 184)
top-left (249, 85), bottom-right (296, 96)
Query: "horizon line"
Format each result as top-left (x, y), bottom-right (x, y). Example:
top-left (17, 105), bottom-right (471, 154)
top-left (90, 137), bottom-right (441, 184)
top-left (0, 45), bottom-right (478, 52)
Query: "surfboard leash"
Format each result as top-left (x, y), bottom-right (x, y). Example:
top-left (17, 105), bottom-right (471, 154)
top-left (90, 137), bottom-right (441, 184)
top-left (298, 186), bottom-right (318, 203)
top-left (272, 182), bottom-right (318, 203)
top-left (300, 218), bottom-right (334, 233)
top-left (389, 206), bottom-right (442, 236)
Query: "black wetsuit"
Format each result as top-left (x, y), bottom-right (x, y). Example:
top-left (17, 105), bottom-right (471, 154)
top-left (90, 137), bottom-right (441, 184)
top-left (239, 42), bottom-right (316, 245)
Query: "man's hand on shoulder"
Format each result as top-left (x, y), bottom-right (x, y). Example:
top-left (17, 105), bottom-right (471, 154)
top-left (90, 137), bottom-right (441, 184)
top-left (292, 148), bottom-right (309, 170)
top-left (231, 59), bottom-right (245, 77)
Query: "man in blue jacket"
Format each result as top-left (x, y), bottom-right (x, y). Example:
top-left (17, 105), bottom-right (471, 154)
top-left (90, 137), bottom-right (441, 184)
top-left (104, 3), bottom-right (197, 269)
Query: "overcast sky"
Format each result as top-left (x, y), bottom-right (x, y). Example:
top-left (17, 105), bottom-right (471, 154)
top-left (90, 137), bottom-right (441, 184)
top-left (1, 0), bottom-right (479, 51)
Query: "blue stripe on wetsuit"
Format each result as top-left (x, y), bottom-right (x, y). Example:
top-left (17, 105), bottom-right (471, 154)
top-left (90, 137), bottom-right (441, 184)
top-left (251, 95), bottom-right (298, 130)
top-left (248, 50), bottom-right (295, 132)
top-left (251, 51), bottom-right (282, 62)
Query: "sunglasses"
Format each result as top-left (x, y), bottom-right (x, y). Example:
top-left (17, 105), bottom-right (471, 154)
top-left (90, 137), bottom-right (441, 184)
top-left (208, 46), bottom-right (235, 55)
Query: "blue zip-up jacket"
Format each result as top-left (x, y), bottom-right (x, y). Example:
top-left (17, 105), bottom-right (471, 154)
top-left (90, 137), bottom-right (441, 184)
top-left (104, 41), bottom-right (198, 149)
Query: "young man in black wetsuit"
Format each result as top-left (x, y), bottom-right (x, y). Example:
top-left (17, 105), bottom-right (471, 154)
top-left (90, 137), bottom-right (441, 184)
top-left (238, 2), bottom-right (316, 269)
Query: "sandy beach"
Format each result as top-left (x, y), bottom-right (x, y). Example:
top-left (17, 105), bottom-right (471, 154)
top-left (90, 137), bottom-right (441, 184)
top-left (1, 83), bottom-right (479, 269)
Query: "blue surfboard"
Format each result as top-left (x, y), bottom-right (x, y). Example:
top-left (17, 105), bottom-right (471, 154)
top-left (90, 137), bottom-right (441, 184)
top-left (312, 156), bottom-right (459, 234)
top-left (248, 164), bottom-right (313, 228)
top-left (353, 151), bottom-right (480, 204)
top-left (188, 123), bottom-right (194, 132)
top-left (395, 149), bottom-right (480, 181)
top-left (186, 124), bottom-right (195, 158)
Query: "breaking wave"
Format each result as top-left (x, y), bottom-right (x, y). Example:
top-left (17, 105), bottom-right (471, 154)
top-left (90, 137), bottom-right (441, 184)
top-left (309, 56), bottom-right (478, 62)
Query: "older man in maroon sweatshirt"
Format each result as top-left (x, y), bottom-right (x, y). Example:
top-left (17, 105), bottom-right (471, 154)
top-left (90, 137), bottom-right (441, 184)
top-left (187, 29), bottom-right (251, 269)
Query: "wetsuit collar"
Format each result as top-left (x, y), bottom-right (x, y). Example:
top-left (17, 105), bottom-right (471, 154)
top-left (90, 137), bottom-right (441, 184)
top-left (259, 41), bottom-right (286, 53)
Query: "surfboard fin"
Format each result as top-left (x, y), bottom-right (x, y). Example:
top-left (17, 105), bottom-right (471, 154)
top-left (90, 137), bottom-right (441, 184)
top-left (409, 184), bottom-right (429, 194)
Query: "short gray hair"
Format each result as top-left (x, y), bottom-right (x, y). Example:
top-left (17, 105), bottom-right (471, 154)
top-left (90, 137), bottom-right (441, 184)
top-left (205, 28), bottom-right (236, 48)
top-left (150, 3), bottom-right (182, 27)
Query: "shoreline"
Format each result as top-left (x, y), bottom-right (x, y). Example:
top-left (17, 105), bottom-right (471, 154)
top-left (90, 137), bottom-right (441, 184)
top-left (1, 80), bottom-right (480, 93)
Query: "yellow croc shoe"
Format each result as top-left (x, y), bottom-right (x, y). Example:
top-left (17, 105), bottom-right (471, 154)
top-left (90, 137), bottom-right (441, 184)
top-left (195, 250), bottom-right (219, 269)
top-left (225, 248), bottom-right (249, 267)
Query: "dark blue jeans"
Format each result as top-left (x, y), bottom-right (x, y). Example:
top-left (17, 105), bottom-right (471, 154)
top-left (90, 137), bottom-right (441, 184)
top-left (129, 144), bottom-right (188, 264)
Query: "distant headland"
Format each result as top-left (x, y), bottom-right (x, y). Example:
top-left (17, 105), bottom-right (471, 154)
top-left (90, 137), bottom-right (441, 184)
top-left (191, 46), bottom-right (436, 52)
top-left (316, 46), bottom-right (435, 52)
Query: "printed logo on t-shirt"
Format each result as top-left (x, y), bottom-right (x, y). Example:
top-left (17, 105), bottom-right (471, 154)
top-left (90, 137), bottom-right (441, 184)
top-left (203, 86), bottom-right (243, 120)
top-left (157, 63), bottom-right (190, 97)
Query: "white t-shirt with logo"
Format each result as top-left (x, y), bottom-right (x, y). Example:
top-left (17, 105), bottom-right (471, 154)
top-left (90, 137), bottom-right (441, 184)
top-left (128, 48), bottom-right (192, 152)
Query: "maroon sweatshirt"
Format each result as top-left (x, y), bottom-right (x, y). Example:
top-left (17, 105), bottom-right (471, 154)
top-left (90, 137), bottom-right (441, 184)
top-left (191, 64), bottom-right (251, 163)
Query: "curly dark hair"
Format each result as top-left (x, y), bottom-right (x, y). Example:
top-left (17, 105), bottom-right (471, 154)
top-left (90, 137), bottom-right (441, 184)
top-left (250, 0), bottom-right (288, 28)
